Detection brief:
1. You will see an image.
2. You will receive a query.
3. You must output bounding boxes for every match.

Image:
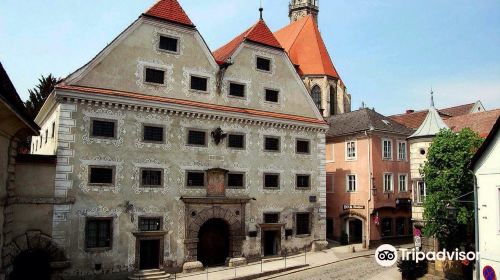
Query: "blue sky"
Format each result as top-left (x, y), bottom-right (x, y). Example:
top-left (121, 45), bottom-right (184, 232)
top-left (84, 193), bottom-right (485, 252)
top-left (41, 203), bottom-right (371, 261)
top-left (1, 0), bottom-right (499, 115)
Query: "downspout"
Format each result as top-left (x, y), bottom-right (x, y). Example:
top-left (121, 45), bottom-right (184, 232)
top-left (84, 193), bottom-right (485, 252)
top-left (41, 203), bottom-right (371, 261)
top-left (473, 175), bottom-right (480, 280)
top-left (365, 130), bottom-right (372, 249)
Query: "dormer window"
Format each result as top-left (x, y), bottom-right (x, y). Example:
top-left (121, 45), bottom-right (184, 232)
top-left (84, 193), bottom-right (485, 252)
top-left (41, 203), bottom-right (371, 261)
top-left (145, 68), bottom-right (165, 85)
top-left (229, 83), bottom-right (246, 98)
top-left (190, 76), bottom-right (208, 92)
top-left (265, 89), bottom-right (279, 103)
top-left (159, 35), bottom-right (178, 53)
top-left (256, 57), bottom-right (271, 72)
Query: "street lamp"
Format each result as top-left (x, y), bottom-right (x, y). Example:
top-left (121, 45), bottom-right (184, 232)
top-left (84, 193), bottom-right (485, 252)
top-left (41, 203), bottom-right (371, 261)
top-left (445, 204), bottom-right (458, 220)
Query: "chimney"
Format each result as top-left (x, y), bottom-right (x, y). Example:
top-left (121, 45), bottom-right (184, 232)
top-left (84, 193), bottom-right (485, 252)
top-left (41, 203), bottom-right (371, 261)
top-left (406, 109), bottom-right (414, 114)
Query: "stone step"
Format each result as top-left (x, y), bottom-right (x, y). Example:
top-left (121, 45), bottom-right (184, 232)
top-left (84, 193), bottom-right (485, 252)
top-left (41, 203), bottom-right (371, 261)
top-left (128, 269), bottom-right (171, 280)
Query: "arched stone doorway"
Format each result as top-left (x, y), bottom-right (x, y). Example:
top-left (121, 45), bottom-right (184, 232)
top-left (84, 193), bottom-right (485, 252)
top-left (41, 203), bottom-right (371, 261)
top-left (197, 219), bottom-right (230, 266)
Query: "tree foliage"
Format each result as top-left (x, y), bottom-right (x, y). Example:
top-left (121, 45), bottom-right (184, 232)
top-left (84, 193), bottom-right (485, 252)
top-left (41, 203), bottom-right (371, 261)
top-left (422, 128), bottom-right (483, 250)
top-left (24, 74), bottom-right (61, 118)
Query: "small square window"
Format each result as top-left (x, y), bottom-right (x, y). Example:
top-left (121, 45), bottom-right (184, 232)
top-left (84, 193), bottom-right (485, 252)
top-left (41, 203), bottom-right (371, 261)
top-left (159, 36), bottom-right (178, 52)
top-left (228, 134), bottom-right (245, 149)
top-left (228, 173), bottom-right (245, 189)
top-left (190, 76), bottom-right (208, 92)
top-left (296, 139), bottom-right (310, 154)
top-left (264, 213), bottom-right (280, 224)
top-left (186, 171), bottom-right (205, 187)
top-left (143, 125), bottom-right (164, 143)
top-left (256, 57), bottom-right (271, 71)
top-left (187, 130), bottom-right (206, 146)
top-left (141, 169), bottom-right (162, 187)
top-left (265, 89), bottom-right (279, 103)
top-left (296, 174), bottom-right (311, 189)
top-left (89, 167), bottom-right (114, 185)
top-left (264, 136), bottom-right (280, 152)
top-left (139, 217), bottom-right (162, 231)
top-left (229, 83), bottom-right (246, 98)
top-left (85, 218), bottom-right (112, 249)
top-left (91, 120), bottom-right (116, 138)
top-left (145, 68), bottom-right (165, 84)
top-left (264, 173), bottom-right (280, 189)
top-left (296, 213), bottom-right (310, 235)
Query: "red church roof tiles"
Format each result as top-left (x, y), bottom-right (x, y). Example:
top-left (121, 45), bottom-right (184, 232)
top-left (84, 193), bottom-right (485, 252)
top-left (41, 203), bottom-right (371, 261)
top-left (213, 20), bottom-right (282, 64)
top-left (274, 15), bottom-right (340, 79)
top-left (144, 0), bottom-right (194, 27)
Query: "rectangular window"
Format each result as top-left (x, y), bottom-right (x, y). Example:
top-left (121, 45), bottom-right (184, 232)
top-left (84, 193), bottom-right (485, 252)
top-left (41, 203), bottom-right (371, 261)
top-left (383, 139), bottom-right (393, 160)
top-left (51, 122), bottom-right (55, 138)
top-left (256, 57), bottom-right (271, 71)
top-left (159, 35), bottom-right (178, 52)
top-left (143, 125), bottom-right (164, 143)
top-left (187, 129), bottom-right (207, 146)
top-left (141, 169), bottom-right (162, 187)
top-left (296, 213), bottom-right (311, 235)
top-left (296, 139), bottom-right (310, 154)
top-left (326, 173), bottom-right (334, 193)
top-left (398, 141), bottom-right (407, 161)
top-left (45, 129), bottom-right (48, 143)
top-left (384, 173), bottom-right (394, 192)
top-left (296, 174), bottom-right (311, 189)
top-left (399, 174), bottom-right (408, 192)
top-left (326, 144), bottom-right (335, 162)
top-left (264, 213), bottom-right (280, 224)
top-left (91, 120), bottom-right (116, 138)
top-left (265, 89), bottom-right (279, 103)
top-left (346, 141), bottom-right (356, 159)
top-left (346, 174), bottom-right (356, 192)
top-left (415, 181), bottom-right (426, 204)
top-left (186, 171), bottom-right (205, 188)
top-left (227, 134), bottom-right (245, 149)
top-left (229, 83), bottom-right (246, 98)
top-left (227, 172), bottom-right (245, 189)
top-left (190, 76), bottom-right (208, 92)
top-left (139, 217), bottom-right (162, 231)
top-left (89, 167), bottom-right (114, 185)
top-left (264, 173), bottom-right (280, 189)
top-left (145, 68), bottom-right (165, 84)
top-left (85, 218), bottom-right (112, 249)
top-left (264, 136), bottom-right (280, 152)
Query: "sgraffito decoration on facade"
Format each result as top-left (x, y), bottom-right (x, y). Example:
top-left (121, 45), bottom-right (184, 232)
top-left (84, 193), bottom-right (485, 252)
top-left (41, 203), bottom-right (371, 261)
top-left (152, 27), bottom-right (185, 57)
top-left (133, 113), bottom-right (172, 150)
top-left (181, 66), bottom-right (217, 99)
top-left (135, 59), bottom-right (174, 94)
top-left (81, 108), bottom-right (126, 147)
top-left (78, 154), bottom-right (124, 193)
top-left (131, 158), bottom-right (171, 195)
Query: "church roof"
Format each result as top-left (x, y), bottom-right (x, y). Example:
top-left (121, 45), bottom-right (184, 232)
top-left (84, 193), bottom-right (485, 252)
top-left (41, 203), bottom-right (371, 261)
top-left (408, 96), bottom-right (449, 139)
top-left (143, 0), bottom-right (195, 27)
top-left (213, 19), bottom-right (282, 64)
top-left (274, 15), bottom-right (340, 79)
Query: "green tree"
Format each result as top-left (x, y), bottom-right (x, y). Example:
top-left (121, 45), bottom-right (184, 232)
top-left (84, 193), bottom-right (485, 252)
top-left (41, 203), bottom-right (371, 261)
top-left (422, 128), bottom-right (483, 250)
top-left (24, 74), bottom-right (61, 118)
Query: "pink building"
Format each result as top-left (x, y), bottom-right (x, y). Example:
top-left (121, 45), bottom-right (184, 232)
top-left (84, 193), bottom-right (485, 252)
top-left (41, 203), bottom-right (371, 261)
top-left (325, 108), bottom-right (414, 247)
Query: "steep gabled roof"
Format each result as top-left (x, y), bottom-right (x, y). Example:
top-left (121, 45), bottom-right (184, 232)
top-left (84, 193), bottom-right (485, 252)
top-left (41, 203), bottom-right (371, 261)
top-left (440, 102), bottom-right (476, 117)
top-left (326, 108), bottom-right (414, 138)
top-left (143, 0), bottom-right (195, 27)
top-left (274, 15), bottom-right (340, 79)
top-left (213, 19), bottom-right (282, 64)
top-left (445, 109), bottom-right (500, 138)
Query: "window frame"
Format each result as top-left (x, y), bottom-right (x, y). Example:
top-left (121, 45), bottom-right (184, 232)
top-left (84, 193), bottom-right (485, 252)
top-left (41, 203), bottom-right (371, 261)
top-left (256, 56), bottom-right (272, 72)
top-left (326, 172), bottom-right (334, 193)
top-left (296, 174), bottom-right (311, 190)
top-left (345, 140), bottom-right (357, 160)
top-left (326, 143), bottom-right (335, 163)
top-left (90, 118), bottom-right (117, 139)
top-left (85, 217), bottom-right (113, 250)
top-left (263, 212), bottom-right (280, 224)
top-left (381, 218), bottom-right (393, 238)
top-left (189, 75), bottom-right (209, 93)
top-left (263, 136), bottom-right (281, 153)
top-left (398, 173), bottom-right (408, 192)
top-left (382, 138), bottom-right (393, 160)
top-left (383, 173), bottom-right (394, 193)
top-left (415, 180), bottom-right (427, 204)
top-left (228, 82), bottom-right (247, 99)
top-left (45, 129), bottom-right (48, 144)
top-left (142, 124), bottom-right (165, 143)
top-left (397, 141), bottom-right (407, 161)
top-left (227, 172), bottom-right (245, 189)
top-left (138, 216), bottom-right (163, 232)
top-left (346, 174), bottom-right (357, 193)
top-left (264, 88), bottom-right (280, 103)
top-left (88, 166), bottom-right (115, 186)
top-left (140, 168), bottom-right (163, 188)
top-left (186, 129), bottom-right (208, 147)
top-left (185, 170), bottom-right (206, 188)
top-left (263, 173), bottom-right (280, 190)
top-left (295, 139), bottom-right (311, 154)
top-left (157, 34), bottom-right (180, 54)
top-left (227, 133), bottom-right (246, 150)
top-left (143, 67), bottom-right (166, 86)
top-left (51, 122), bottom-right (56, 138)
top-left (295, 212), bottom-right (311, 236)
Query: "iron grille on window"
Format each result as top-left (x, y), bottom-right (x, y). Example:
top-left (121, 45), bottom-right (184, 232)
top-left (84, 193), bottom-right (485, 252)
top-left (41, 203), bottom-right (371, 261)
top-left (143, 125), bottom-right (164, 142)
top-left (187, 130), bottom-right (206, 146)
top-left (296, 140), bottom-right (310, 154)
top-left (190, 76), bottom-right (208, 91)
top-left (139, 217), bottom-right (161, 231)
top-left (92, 120), bottom-right (115, 138)
top-left (187, 171), bottom-right (204, 187)
top-left (265, 89), bottom-right (279, 102)
top-left (141, 169), bottom-right (162, 187)
top-left (296, 175), bottom-right (310, 189)
top-left (264, 213), bottom-right (279, 224)
top-left (264, 174), bottom-right (279, 189)
top-left (256, 57), bottom-right (271, 71)
top-left (86, 218), bottom-right (112, 248)
top-left (159, 36), bottom-right (178, 52)
top-left (145, 68), bottom-right (165, 84)
top-left (229, 83), bottom-right (245, 97)
top-left (228, 134), bottom-right (245, 149)
top-left (89, 167), bottom-right (113, 185)
top-left (228, 173), bottom-right (244, 188)
top-left (264, 137), bottom-right (280, 151)
top-left (296, 213), bottom-right (310, 235)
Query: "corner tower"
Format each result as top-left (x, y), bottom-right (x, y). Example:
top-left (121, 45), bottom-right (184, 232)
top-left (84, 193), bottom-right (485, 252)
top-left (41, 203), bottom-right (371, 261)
top-left (289, 0), bottom-right (319, 24)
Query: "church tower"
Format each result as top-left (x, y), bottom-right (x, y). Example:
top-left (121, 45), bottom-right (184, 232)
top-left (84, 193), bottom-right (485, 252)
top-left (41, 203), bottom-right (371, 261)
top-left (289, 0), bottom-right (319, 24)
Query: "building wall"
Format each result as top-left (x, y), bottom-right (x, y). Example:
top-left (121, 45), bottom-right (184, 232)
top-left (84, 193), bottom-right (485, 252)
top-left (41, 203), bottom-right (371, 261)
top-left (303, 77), bottom-right (351, 117)
top-left (409, 138), bottom-right (433, 223)
top-left (30, 105), bottom-right (60, 155)
top-left (474, 129), bottom-right (500, 274)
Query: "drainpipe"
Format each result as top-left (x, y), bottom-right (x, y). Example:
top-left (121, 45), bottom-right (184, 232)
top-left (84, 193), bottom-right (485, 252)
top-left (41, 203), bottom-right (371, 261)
top-left (365, 131), bottom-right (372, 249)
top-left (473, 175), bottom-right (480, 280)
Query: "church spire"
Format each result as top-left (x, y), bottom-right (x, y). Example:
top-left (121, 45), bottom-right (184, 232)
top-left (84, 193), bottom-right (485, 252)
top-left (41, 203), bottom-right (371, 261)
top-left (289, 0), bottom-right (319, 24)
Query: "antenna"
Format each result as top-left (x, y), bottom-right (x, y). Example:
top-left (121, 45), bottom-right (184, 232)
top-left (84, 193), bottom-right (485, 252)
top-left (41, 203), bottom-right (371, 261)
top-left (430, 88), bottom-right (435, 107)
top-left (259, 0), bottom-right (264, 19)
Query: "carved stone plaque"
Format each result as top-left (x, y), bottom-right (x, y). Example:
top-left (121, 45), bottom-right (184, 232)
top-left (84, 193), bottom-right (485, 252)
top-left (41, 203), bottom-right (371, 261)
top-left (207, 168), bottom-right (227, 197)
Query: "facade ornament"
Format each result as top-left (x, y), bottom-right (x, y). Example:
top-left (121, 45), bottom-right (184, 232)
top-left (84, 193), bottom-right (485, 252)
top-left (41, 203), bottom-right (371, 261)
top-left (211, 127), bottom-right (227, 145)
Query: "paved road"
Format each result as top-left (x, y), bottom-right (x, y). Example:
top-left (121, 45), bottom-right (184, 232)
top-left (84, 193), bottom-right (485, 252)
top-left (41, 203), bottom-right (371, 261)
top-left (262, 255), bottom-right (398, 280)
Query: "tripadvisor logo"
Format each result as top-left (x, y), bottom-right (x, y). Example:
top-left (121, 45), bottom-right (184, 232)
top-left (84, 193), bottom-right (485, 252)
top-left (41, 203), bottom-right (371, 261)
top-left (375, 244), bottom-right (398, 267)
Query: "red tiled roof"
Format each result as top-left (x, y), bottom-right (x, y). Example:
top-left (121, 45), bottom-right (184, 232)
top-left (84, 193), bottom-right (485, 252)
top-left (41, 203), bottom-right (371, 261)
top-left (143, 0), bottom-right (194, 27)
top-left (274, 15), bottom-right (340, 79)
top-left (389, 104), bottom-right (477, 129)
top-left (439, 103), bottom-right (476, 117)
top-left (445, 109), bottom-right (500, 138)
top-left (213, 20), bottom-right (282, 64)
top-left (56, 85), bottom-right (325, 125)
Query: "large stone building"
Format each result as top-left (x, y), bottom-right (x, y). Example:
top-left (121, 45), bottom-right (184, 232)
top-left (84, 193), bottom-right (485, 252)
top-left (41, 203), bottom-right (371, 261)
top-left (30, 0), bottom-right (328, 278)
